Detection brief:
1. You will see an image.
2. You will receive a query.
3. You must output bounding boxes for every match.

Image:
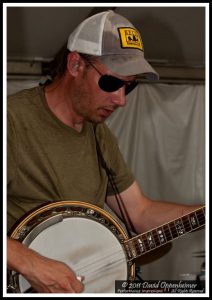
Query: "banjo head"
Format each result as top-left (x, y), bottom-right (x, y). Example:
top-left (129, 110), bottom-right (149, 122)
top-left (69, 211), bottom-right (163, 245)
top-left (8, 201), bottom-right (135, 293)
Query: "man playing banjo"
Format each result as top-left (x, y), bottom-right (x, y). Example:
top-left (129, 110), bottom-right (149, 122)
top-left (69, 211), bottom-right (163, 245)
top-left (7, 10), bottom-right (204, 293)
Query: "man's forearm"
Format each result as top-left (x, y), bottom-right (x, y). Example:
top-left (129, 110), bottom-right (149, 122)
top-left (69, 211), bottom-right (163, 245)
top-left (7, 237), bottom-right (34, 275)
top-left (136, 200), bottom-right (203, 233)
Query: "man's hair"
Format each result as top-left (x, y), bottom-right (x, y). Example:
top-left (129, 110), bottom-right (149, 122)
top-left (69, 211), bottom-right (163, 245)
top-left (47, 43), bottom-right (70, 81)
top-left (46, 43), bottom-right (98, 83)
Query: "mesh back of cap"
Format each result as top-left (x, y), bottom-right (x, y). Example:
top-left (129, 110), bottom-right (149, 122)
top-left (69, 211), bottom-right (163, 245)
top-left (68, 11), bottom-right (110, 55)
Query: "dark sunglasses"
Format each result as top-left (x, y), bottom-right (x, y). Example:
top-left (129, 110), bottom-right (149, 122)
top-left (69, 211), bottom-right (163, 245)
top-left (81, 55), bottom-right (138, 95)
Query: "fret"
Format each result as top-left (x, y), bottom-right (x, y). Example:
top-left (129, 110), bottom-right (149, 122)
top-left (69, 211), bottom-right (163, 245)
top-left (181, 215), bottom-right (192, 233)
top-left (189, 212), bottom-right (199, 229)
top-left (137, 237), bottom-right (146, 254)
top-left (196, 209), bottom-right (205, 226)
top-left (142, 234), bottom-right (151, 251)
top-left (146, 232), bottom-right (156, 249)
top-left (156, 227), bottom-right (166, 244)
top-left (133, 240), bottom-right (144, 256)
top-left (152, 229), bottom-right (161, 246)
top-left (163, 224), bottom-right (172, 241)
top-left (175, 218), bottom-right (186, 236)
top-left (169, 221), bottom-right (179, 238)
top-left (167, 223), bottom-right (173, 239)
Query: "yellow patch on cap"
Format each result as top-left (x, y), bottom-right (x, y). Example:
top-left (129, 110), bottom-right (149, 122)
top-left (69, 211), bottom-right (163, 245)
top-left (118, 27), bottom-right (143, 51)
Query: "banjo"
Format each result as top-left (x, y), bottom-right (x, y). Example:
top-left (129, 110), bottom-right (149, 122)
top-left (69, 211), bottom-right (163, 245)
top-left (7, 201), bottom-right (205, 293)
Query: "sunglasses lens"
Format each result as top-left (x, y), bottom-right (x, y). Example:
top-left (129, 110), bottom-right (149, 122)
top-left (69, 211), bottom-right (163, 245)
top-left (98, 75), bottom-right (138, 95)
top-left (98, 75), bottom-right (124, 93)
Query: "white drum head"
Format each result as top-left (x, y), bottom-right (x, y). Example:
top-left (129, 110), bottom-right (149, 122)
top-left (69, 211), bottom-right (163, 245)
top-left (19, 217), bottom-right (128, 293)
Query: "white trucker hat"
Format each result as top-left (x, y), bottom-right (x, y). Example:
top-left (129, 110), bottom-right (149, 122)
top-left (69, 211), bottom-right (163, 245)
top-left (67, 10), bottom-right (159, 80)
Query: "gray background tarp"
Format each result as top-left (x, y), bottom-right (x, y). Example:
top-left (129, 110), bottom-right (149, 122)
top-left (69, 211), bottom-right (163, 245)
top-left (106, 82), bottom-right (205, 280)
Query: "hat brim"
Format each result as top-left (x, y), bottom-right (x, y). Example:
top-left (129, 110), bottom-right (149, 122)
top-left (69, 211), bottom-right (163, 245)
top-left (99, 55), bottom-right (159, 80)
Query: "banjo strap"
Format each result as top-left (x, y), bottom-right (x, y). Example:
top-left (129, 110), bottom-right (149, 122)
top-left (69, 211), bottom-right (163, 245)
top-left (94, 125), bottom-right (136, 238)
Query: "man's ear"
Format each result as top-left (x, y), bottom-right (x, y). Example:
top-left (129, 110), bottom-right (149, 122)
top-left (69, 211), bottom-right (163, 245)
top-left (67, 51), bottom-right (82, 76)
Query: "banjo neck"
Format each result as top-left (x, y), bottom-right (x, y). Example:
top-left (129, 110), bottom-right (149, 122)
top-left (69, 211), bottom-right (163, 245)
top-left (124, 206), bottom-right (205, 260)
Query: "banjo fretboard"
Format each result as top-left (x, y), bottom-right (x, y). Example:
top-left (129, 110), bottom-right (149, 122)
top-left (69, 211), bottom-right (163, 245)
top-left (124, 206), bottom-right (205, 260)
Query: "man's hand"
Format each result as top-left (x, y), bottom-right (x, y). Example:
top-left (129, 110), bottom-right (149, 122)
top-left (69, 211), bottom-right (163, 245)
top-left (23, 255), bottom-right (84, 293)
top-left (7, 237), bottom-right (84, 293)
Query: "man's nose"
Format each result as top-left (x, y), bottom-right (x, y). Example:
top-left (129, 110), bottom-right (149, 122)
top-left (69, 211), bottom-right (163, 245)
top-left (112, 87), bottom-right (126, 107)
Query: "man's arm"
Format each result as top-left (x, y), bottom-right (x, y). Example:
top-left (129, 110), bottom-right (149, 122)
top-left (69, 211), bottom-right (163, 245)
top-left (7, 237), bottom-right (83, 293)
top-left (106, 180), bottom-right (203, 233)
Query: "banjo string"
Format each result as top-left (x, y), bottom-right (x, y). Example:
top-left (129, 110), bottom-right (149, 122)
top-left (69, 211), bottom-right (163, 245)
top-left (74, 256), bottom-right (127, 279)
top-left (73, 248), bottom-right (125, 275)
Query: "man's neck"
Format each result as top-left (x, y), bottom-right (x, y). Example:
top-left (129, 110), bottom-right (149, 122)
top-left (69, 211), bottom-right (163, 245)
top-left (44, 80), bottom-right (84, 132)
